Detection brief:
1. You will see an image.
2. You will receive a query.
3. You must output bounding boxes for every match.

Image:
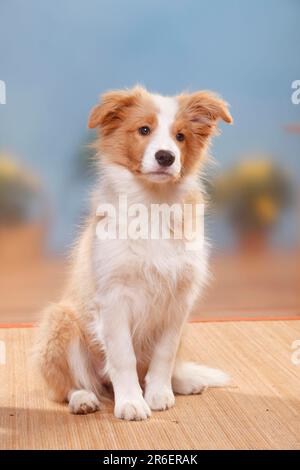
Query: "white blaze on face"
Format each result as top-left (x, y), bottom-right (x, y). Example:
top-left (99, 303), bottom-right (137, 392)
top-left (141, 95), bottom-right (180, 179)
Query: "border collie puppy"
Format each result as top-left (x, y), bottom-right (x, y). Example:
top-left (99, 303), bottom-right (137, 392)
top-left (35, 86), bottom-right (232, 420)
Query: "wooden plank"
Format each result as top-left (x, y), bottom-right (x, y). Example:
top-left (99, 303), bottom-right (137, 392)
top-left (0, 321), bottom-right (299, 449)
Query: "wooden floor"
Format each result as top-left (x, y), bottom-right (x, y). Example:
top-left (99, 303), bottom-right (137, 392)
top-left (1, 321), bottom-right (299, 450)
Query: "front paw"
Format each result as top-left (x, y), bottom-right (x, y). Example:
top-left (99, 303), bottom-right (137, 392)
top-left (114, 397), bottom-right (151, 421)
top-left (145, 386), bottom-right (175, 411)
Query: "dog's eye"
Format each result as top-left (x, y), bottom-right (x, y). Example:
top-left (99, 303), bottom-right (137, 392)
top-left (176, 133), bottom-right (185, 142)
top-left (138, 126), bottom-right (151, 136)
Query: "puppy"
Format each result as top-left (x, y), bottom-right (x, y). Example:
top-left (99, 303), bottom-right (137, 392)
top-left (35, 86), bottom-right (232, 420)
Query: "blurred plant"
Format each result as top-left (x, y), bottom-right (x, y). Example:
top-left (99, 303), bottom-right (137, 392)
top-left (0, 155), bottom-right (41, 225)
top-left (206, 158), bottom-right (292, 236)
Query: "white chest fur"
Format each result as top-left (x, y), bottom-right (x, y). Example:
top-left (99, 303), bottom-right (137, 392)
top-left (90, 165), bottom-right (208, 352)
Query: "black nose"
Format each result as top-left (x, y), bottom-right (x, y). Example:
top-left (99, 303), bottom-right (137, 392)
top-left (155, 150), bottom-right (175, 167)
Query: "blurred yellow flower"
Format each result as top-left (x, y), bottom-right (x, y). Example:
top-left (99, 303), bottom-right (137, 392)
top-left (0, 154), bottom-right (39, 189)
top-left (255, 196), bottom-right (278, 223)
top-left (235, 159), bottom-right (273, 182)
top-left (207, 156), bottom-right (291, 234)
top-left (0, 155), bottom-right (20, 179)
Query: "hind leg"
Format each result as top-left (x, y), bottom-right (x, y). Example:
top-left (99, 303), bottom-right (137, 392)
top-left (35, 303), bottom-right (101, 415)
top-left (68, 389), bottom-right (100, 414)
top-left (66, 336), bottom-right (102, 414)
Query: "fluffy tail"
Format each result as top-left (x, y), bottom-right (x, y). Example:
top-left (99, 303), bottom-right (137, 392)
top-left (172, 360), bottom-right (230, 395)
top-left (33, 303), bottom-right (80, 402)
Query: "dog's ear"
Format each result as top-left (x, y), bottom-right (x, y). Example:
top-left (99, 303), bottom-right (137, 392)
top-left (88, 87), bottom-right (143, 134)
top-left (179, 91), bottom-right (233, 127)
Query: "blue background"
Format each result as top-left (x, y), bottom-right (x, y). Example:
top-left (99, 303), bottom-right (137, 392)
top-left (0, 0), bottom-right (299, 251)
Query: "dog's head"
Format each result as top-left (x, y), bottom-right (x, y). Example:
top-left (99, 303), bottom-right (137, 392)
top-left (88, 86), bottom-right (232, 184)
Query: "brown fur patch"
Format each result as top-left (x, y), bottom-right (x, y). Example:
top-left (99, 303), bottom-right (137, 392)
top-left (89, 86), bottom-right (158, 174)
top-left (173, 91), bottom-right (232, 176)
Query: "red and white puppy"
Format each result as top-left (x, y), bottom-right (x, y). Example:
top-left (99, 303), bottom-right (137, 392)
top-left (35, 86), bottom-right (232, 420)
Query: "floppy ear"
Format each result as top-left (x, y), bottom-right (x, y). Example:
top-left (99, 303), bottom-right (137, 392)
top-left (88, 87), bottom-right (142, 134)
top-left (181, 91), bottom-right (233, 126)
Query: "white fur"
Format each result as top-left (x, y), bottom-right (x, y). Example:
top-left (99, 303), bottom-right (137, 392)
top-left (86, 163), bottom-right (211, 419)
top-left (68, 338), bottom-right (92, 391)
top-left (141, 95), bottom-right (181, 179)
top-left (172, 362), bottom-right (230, 395)
top-left (63, 93), bottom-right (229, 420)
top-left (68, 389), bottom-right (100, 414)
